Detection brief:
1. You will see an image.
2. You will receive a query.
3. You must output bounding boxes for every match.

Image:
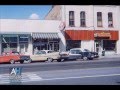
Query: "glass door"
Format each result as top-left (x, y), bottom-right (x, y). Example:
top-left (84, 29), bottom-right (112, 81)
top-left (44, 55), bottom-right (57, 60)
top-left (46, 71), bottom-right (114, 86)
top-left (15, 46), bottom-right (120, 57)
top-left (20, 44), bottom-right (25, 54)
top-left (95, 40), bottom-right (102, 53)
top-left (19, 44), bottom-right (28, 54)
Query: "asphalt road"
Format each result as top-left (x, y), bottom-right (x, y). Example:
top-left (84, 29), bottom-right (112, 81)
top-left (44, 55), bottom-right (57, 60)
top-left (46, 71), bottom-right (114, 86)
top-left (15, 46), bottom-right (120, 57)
top-left (0, 57), bottom-right (120, 74)
top-left (21, 67), bottom-right (120, 85)
top-left (0, 57), bottom-right (120, 85)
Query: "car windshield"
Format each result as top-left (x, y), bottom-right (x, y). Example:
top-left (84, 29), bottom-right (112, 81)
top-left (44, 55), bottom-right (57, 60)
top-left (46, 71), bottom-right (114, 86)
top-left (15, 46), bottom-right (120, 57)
top-left (12, 52), bottom-right (19, 55)
top-left (36, 51), bottom-right (46, 55)
top-left (84, 49), bottom-right (90, 52)
top-left (70, 50), bottom-right (81, 54)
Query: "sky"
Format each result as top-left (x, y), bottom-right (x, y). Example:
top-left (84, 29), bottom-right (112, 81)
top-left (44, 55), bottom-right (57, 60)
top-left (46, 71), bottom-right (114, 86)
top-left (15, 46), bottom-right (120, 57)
top-left (0, 5), bottom-right (52, 19)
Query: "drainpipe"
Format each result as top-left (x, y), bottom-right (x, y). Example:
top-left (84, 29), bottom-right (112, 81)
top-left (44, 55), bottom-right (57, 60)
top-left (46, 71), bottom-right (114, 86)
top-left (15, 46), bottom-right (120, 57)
top-left (93, 5), bottom-right (95, 52)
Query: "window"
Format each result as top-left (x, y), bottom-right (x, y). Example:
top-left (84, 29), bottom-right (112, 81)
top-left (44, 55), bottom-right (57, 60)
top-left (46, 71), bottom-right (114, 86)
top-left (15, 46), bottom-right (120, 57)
top-left (80, 11), bottom-right (86, 27)
top-left (40, 51), bottom-right (46, 54)
top-left (103, 40), bottom-right (116, 51)
top-left (66, 40), bottom-right (81, 51)
top-left (108, 12), bottom-right (113, 27)
top-left (2, 35), bottom-right (18, 52)
top-left (97, 12), bottom-right (102, 27)
top-left (69, 11), bottom-right (74, 27)
top-left (19, 35), bottom-right (29, 43)
top-left (70, 50), bottom-right (81, 54)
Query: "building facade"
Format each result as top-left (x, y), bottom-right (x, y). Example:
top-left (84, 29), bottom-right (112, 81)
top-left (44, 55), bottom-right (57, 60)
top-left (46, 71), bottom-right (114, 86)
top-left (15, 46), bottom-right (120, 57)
top-left (0, 19), bottom-right (66, 55)
top-left (45, 5), bottom-right (120, 55)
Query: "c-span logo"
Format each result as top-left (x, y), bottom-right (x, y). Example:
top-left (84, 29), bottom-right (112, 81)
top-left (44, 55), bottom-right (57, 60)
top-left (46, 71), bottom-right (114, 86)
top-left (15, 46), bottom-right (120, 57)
top-left (10, 67), bottom-right (22, 75)
top-left (9, 67), bottom-right (22, 85)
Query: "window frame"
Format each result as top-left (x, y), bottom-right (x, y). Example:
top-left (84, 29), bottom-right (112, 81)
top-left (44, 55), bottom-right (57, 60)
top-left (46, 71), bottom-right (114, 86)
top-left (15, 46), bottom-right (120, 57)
top-left (108, 12), bottom-right (113, 27)
top-left (97, 12), bottom-right (103, 27)
top-left (80, 11), bottom-right (86, 27)
top-left (69, 11), bottom-right (75, 27)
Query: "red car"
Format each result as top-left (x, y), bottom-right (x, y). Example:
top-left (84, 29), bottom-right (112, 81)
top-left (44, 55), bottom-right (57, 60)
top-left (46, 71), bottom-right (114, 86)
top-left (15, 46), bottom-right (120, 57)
top-left (0, 51), bottom-right (31, 64)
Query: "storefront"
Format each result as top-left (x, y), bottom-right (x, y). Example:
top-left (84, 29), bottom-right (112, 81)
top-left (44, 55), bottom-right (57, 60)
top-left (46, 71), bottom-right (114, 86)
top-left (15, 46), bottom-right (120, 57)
top-left (32, 32), bottom-right (60, 54)
top-left (65, 30), bottom-right (119, 54)
top-left (94, 30), bottom-right (118, 54)
top-left (1, 33), bottom-right (31, 54)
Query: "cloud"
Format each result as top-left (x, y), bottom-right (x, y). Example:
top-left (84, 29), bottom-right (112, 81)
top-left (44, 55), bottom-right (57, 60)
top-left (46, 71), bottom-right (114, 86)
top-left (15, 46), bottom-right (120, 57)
top-left (29, 13), bottom-right (40, 19)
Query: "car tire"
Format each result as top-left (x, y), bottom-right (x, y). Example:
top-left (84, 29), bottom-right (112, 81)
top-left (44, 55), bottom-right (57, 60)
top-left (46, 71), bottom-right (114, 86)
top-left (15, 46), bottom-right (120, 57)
top-left (27, 59), bottom-right (32, 63)
top-left (57, 59), bottom-right (62, 62)
top-left (83, 57), bottom-right (88, 60)
top-left (10, 59), bottom-right (15, 64)
top-left (20, 60), bottom-right (24, 64)
top-left (47, 58), bottom-right (53, 62)
top-left (89, 58), bottom-right (93, 60)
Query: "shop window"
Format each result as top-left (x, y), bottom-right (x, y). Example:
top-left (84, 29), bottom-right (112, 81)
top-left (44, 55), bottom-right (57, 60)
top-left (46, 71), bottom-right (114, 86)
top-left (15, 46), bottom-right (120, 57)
top-left (69, 11), bottom-right (75, 27)
top-left (108, 12), bottom-right (113, 27)
top-left (19, 35), bottom-right (29, 43)
top-left (80, 11), bottom-right (86, 27)
top-left (66, 40), bottom-right (81, 51)
top-left (2, 36), bottom-right (18, 52)
top-left (103, 40), bottom-right (116, 51)
top-left (97, 12), bottom-right (102, 27)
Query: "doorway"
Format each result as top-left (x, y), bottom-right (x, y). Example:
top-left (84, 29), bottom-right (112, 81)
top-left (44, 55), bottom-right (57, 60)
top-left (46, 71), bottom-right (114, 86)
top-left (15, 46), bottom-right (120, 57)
top-left (95, 40), bottom-right (102, 53)
top-left (19, 44), bottom-right (28, 54)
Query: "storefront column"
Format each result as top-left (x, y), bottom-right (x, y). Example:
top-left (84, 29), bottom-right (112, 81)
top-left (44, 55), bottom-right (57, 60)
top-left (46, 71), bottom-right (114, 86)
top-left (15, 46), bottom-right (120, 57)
top-left (28, 35), bottom-right (33, 55)
top-left (116, 40), bottom-right (120, 54)
top-left (81, 40), bottom-right (94, 51)
top-left (58, 32), bottom-right (66, 52)
top-left (17, 35), bottom-right (20, 52)
top-left (0, 35), bottom-right (1, 55)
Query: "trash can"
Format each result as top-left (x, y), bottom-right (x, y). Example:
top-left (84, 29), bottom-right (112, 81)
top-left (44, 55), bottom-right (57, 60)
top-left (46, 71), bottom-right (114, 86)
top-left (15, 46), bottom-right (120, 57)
top-left (102, 50), bottom-right (105, 56)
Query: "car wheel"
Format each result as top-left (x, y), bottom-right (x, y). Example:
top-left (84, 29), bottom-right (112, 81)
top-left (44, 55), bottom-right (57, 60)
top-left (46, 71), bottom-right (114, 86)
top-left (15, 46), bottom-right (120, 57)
top-left (47, 58), bottom-right (53, 62)
top-left (20, 60), bottom-right (24, 64)
top-left (10, 59), bottom-right (15, 64)
top-left (83, 57), bottom-right (88, 60)
top-left (89, 58), bottom-right (93, 60)
top-left (57, 59), bottom-right (61, 62)
top-left (27, 59), bottom-right (32, 63)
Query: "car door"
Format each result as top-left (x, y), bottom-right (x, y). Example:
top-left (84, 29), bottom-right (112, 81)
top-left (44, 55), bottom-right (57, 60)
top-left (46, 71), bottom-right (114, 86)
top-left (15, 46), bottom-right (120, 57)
top-left (40, 51), bottom-right (48, 60)
top-left (47, 51), bottom-right (59, 59)
top-left (69, 49), bottom-right (82, 59)
top-left (30, 52), bottom-right (43, 61)
top-left (0, 54), bottom-right (5, 63)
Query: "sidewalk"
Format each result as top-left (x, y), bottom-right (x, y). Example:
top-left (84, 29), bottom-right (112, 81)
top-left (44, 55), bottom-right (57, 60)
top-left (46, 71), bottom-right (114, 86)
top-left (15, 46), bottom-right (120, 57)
top-left (99, 53), bottom-right (120, 59)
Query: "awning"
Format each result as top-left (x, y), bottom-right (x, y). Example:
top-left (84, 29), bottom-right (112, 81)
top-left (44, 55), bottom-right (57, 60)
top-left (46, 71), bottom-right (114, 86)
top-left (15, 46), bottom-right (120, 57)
top-left (32, 33), bottom-right (60, 39)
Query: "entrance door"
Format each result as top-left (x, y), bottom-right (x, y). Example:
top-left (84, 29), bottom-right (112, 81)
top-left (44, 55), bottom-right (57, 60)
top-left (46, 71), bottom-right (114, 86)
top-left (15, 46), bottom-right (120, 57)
top-left (95, 40), bottom-right (101, 53)
top-left (19, 44), bottom-right (28, 54)
top-left (20, 44), bottom-right (25, 54)
top-left (48, 43), bottom-right (53, 50)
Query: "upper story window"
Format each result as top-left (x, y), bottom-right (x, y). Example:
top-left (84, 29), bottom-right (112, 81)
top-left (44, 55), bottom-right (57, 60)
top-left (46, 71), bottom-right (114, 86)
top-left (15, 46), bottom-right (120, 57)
top-left (108, 12), bottom-right (113, 27)
top-left (97, 12), bottom-right (102, 27)
top-left (80, 11), bottom-right (86, 27)
top-left (69, 11), bottom-right (75, 27)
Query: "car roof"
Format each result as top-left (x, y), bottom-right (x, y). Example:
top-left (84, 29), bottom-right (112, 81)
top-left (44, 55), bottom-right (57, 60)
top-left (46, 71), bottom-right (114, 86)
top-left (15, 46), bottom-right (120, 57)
top-left (70, 48), bottom-right (84, 50)
top-left (70, 48), bottom-right (90, 51)
top-left (40, 50), bottom-right (54, 53)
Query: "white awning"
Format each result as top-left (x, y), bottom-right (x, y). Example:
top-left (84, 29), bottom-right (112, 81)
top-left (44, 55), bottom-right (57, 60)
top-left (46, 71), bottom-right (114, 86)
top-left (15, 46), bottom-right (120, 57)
top-left (32, 33), bottom-right (60, 39)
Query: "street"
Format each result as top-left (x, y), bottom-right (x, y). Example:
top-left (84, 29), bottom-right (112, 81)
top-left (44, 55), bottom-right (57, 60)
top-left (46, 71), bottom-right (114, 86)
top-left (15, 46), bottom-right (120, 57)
top-left (0, 57), bottom-right (120, 85)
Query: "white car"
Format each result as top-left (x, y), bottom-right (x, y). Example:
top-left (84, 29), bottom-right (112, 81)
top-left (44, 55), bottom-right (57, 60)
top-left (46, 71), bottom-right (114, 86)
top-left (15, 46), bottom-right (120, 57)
top-left (30, 50), bottom-right (60, 62)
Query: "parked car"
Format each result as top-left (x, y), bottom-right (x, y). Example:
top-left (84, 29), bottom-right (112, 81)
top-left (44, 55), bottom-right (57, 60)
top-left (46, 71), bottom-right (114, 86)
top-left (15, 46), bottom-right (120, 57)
top-left (30, 50), bottom-right (60, 62)
top-left (58, 48), bottom-right (95, 62)
top-left (0, 51), bottom-right (31, 64)
top-left (83, 49), bottom-right (99, 58)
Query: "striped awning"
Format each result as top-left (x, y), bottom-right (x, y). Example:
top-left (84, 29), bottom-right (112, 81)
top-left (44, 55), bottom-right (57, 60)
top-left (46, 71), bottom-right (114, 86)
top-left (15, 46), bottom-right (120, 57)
top-left (32, 33), bottom-right (60, 39)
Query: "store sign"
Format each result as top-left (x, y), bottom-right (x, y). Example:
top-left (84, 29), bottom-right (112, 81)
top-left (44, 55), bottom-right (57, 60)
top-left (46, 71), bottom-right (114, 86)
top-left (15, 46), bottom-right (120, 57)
top-left (19, 35), bottom-right (29, 38)
top-left (94, 32), bottom-right (111, 38)
top-left (59, 21), bottom-right (66, 31)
